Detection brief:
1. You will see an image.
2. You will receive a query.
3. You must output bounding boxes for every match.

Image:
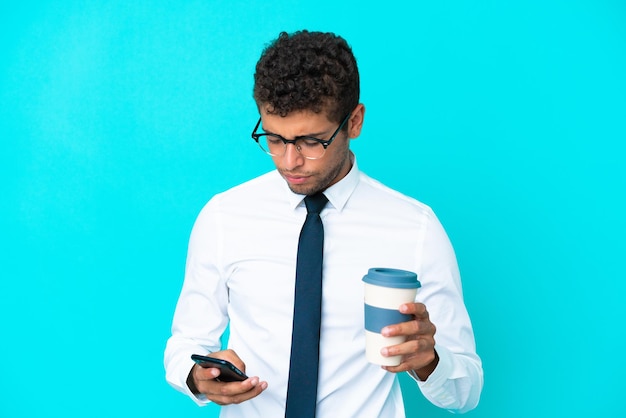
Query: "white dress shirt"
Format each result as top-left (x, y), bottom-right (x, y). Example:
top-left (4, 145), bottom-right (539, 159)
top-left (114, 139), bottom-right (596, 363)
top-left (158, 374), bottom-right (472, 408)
top-left (164, 156), bottom-right (483, 417)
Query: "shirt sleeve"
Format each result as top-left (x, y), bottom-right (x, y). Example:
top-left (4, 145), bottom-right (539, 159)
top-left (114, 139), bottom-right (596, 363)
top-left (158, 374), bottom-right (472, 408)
top-left (163, 197), bottom-right (229, 406)
top-left (407, 209), bottom-right (484, 413)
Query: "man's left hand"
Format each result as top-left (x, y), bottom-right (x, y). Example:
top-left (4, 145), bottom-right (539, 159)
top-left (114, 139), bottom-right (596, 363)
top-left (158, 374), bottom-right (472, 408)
top-left (380, 302), bottom-right (439, 381)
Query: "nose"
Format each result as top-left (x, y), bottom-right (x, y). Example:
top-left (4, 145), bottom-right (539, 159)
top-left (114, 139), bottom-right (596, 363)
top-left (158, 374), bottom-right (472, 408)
top-left (282, 143), bottom-right (304, 170)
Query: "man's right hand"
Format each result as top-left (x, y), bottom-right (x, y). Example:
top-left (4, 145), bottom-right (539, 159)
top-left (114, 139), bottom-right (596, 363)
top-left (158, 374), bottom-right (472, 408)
top-left (187, 349), bottom-right (268, 405)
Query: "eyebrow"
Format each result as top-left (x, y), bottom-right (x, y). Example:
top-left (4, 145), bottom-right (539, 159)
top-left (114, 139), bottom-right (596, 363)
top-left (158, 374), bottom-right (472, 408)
top-left (262, 125), bottom-right (332, 140)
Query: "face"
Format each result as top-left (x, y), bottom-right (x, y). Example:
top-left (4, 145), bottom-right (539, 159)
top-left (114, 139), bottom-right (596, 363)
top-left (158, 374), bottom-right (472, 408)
top-left (260, 105), bottom-right (364, 195)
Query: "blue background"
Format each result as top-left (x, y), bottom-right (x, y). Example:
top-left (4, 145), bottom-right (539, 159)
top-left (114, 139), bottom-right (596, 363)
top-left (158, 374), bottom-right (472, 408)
top-left (1, 1), bottom-right (624, 417)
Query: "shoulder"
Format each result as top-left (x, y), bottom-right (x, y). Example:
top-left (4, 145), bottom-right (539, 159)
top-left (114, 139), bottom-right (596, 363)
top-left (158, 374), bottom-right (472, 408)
top-left (356, 171), bottom-right (435, 219)
top-left (199, 170), bottom-right (283, 214)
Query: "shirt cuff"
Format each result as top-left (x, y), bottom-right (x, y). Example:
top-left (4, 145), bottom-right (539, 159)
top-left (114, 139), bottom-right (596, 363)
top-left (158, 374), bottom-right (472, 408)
top-left (406, 343), bottom-right (453, 386)
top-left (407, 344), bottom-right (462, 408)
top-left (166, 352), bottom-right (211, 406)
top-left (182, 359), bottom-right (211, 406)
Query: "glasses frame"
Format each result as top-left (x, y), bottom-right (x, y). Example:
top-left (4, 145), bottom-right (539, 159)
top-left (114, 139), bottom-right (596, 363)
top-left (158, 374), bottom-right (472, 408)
top-left (251, 113), bottom-right (351, 160)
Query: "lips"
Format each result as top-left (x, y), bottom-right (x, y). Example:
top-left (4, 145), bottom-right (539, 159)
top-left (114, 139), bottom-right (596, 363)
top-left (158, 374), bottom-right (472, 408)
top-left (284, 174), bottom-right (309, 185)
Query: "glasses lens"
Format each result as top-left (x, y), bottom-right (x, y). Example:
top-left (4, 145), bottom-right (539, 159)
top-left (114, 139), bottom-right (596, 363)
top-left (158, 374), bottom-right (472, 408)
top-left (295, 138), bottom-right (325, 159)
top-left (259, 135), bottom-right (325, 159)
top-left (260, 134), bottom-right (285, 156)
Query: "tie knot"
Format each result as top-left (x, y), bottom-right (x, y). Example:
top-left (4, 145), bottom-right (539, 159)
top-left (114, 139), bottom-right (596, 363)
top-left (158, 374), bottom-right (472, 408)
top-left (304, 193), bottom-right (328, 214)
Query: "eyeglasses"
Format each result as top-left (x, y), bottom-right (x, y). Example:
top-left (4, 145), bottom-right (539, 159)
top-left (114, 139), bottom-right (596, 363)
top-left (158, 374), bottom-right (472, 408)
top-left (251, 113), bottom-right (350, 160)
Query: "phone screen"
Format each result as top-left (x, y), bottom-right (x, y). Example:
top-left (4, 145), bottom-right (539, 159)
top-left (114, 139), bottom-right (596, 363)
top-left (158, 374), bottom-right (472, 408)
top-left (191, 354), bottom-right (248, 382)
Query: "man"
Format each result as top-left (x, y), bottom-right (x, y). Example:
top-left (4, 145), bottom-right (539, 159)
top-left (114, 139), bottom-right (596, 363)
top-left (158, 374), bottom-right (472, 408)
top-left (164, 30), bottom-right (483, 417)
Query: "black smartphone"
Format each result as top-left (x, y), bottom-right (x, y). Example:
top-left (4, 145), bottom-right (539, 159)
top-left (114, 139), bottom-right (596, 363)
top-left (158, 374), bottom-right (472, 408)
top-left (191, 354), bottom-right (248, 382)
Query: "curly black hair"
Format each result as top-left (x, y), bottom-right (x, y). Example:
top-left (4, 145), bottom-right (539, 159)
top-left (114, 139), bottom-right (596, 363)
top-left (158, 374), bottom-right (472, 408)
top-left (253, 30), bottom-right (360, 124)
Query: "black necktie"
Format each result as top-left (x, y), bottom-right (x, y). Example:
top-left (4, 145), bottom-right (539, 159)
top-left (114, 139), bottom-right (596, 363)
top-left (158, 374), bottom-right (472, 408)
top-left (285, 192), bottom-right (329, 418)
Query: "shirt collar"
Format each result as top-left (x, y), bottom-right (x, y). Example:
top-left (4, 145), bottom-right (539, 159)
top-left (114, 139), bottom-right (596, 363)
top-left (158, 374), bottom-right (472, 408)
top-left (285, 152), bottom-right (360, 212)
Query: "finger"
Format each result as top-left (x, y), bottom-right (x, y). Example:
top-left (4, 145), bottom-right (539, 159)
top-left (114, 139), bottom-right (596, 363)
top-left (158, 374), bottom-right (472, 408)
top-left (206, 349), bottom-right (246, 373)
top-left (194, 366), bottom-right (221, 382)
top-left (382, 316), bottom-right (435, 338)
top-left (382, 302), bottom-right (436, 338)
top-left (399, 302), bottom-right (428, 318)
top-left (218, 349), bottom-right (246, 372)
top-left (381, 340), bottom-right (437, 374)
top-left (211, 384), bottom-right (265, 405)
top-left (205, 378), bottom-right (268, 405)
top-left (382, 335), bottom-right (434, 358)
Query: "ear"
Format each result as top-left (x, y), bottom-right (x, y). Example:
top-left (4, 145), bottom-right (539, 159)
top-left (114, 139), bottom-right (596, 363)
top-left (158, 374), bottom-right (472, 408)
top-left (348, 103), bottom-right (365, 139)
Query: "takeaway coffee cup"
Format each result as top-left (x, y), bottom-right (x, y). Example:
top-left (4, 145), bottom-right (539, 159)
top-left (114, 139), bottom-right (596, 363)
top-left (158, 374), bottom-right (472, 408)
top-left (363, 267), bottom-right (421, 366)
